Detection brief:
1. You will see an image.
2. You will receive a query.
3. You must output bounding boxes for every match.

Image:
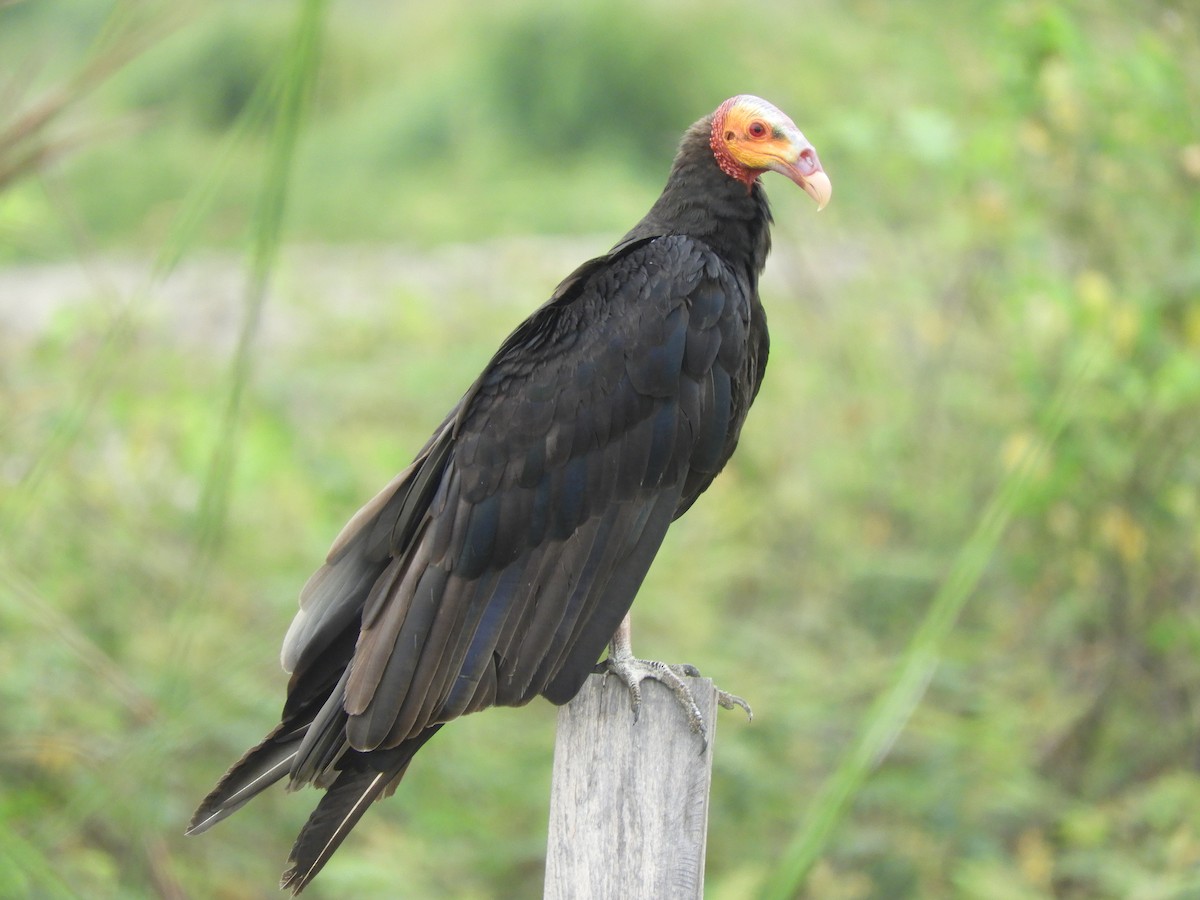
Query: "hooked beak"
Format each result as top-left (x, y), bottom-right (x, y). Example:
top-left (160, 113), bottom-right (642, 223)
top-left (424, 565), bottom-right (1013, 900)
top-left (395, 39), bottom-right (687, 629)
top-left (768, 139), bottom-right (832, 211)
top-left (796, 169), bottom-right (832, 211)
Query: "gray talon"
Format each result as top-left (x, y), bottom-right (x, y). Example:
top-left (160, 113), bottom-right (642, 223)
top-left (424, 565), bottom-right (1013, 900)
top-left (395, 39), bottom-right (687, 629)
top-left (716, 689), bottom-right (753, 722)
top-left (602, 613), bottom-right (751, 750)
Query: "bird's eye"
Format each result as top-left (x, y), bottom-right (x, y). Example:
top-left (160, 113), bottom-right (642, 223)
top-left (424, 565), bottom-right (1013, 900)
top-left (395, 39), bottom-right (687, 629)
top-left (747, 121), bottom-right (769, 139)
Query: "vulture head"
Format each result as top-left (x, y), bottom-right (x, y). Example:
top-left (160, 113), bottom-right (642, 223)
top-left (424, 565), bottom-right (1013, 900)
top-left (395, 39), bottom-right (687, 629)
top-left (710, 94), bottom-right (832, 209)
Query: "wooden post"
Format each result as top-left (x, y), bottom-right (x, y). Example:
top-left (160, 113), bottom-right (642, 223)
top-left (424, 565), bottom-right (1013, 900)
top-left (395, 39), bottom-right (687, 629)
top-left (544, 673), bottom-right (718, 900)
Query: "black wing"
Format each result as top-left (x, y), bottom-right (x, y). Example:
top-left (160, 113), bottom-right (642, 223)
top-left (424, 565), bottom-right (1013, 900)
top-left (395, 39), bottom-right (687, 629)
top-left (284, 233), bottom-right (759, 755)
top-left (190, 233), bottom-right (764, 888)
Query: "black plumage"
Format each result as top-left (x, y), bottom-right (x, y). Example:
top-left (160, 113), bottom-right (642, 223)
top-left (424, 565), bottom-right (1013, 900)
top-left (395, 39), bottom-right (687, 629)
top-left (188, 95), bottom-right (829, 893)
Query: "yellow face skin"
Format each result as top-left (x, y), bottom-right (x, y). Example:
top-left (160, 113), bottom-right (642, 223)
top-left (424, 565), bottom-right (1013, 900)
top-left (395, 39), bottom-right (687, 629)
top-left (712, 95), bottom-right (832, 210)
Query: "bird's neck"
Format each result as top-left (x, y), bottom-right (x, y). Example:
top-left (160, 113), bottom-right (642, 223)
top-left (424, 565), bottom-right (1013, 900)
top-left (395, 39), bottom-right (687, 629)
top-left (620, 118), bottom-right (773, 280)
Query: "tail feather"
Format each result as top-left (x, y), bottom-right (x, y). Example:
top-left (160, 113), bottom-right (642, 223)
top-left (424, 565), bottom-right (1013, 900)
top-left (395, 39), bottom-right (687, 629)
top-left (187, 722), bottom-right (305, 835)
top-left (279, 725), bottom-right (443, 895)
top-left (279, 767), bottom-right (395, 894)
top-left (290, 668), bottom-right (353, 789)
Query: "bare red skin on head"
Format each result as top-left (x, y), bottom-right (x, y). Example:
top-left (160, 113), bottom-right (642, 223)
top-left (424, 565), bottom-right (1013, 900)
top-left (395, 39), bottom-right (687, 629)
top-left (709, 97), bottom-right (762, 188)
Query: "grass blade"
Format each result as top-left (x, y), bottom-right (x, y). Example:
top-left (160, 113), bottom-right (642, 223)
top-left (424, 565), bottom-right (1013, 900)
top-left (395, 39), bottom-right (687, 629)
top-left (0, 821), bottom-right (78, 900)
top-left (191, 0), bottom-right (328, 561)
top-left (760, 360), bottom-right (1085, 900)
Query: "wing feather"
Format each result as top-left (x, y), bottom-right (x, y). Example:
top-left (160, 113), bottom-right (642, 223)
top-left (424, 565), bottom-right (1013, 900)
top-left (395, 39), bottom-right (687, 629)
top-left (190, 206), bottom-right (772, 893)
top-left (542, 490), bottom-right (683, 704)
top-left (342, 540), bottom-right (430, 715)
top-left (283, 234), bottom-right (755, 763)
top-left (346, 562), bottom-right (449, 749)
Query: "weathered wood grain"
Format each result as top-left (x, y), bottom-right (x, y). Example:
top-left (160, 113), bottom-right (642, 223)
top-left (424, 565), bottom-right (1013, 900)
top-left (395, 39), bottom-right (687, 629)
top-left (544, 674), bottom-right (718, 900)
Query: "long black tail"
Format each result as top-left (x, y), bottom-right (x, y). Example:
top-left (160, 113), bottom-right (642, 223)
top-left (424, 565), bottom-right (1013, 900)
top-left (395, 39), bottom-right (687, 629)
top-left (279, 725), bottom-right (443, 895)
top-left (187, 721), bottom-right (305, 836)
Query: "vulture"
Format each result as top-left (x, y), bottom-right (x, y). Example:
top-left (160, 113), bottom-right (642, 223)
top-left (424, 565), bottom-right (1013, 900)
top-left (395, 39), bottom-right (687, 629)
top-left (188, 94), bottom-right (830, 893)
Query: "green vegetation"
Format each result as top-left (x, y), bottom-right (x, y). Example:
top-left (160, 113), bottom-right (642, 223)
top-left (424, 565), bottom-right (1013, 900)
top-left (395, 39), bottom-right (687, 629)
top-left (2, 0), bottom-right (1198, 897)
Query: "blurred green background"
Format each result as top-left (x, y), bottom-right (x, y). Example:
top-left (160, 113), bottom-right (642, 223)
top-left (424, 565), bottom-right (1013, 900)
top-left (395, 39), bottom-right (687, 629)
top-left (2, 0), bottom-right (1199, 897)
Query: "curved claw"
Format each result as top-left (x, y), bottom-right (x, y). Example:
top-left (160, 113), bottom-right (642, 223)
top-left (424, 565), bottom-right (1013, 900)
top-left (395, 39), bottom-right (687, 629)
top-left (597, 654), bottom-right (752, 754)
top-left (715, 688), bottom-right (753, 722)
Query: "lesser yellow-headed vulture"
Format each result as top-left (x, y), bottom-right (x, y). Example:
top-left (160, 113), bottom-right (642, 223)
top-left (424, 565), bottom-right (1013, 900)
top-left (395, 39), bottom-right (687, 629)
top-left (188, 94), bottom-right (830, 893)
